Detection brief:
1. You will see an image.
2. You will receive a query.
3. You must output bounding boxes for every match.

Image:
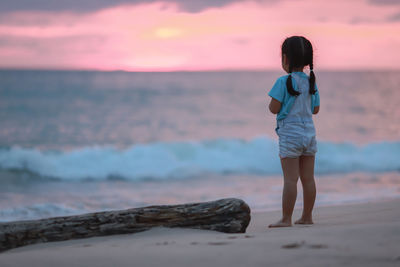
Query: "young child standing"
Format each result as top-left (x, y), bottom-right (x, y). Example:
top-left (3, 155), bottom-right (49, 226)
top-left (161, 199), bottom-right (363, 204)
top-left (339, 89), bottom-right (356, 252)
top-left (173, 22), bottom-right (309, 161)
top-left (268, 36), bottom-right (320, 228)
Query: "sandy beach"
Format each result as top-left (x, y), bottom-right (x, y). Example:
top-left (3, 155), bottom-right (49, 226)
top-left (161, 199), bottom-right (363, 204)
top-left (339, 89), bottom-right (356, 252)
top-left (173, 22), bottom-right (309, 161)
top-left (1, 198), bottom-right (399, 267)
top-left (1, 0), bottom-right (400, 266)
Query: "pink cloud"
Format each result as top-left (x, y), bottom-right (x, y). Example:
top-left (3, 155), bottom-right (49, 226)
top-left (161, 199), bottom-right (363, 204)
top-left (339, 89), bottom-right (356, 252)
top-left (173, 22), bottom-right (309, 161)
top-left (0, 0), bottom-right (399, 71)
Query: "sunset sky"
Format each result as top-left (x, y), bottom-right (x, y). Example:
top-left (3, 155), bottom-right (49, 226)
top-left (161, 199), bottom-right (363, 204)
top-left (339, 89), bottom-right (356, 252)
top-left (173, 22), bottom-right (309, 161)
top-left (0, 0), bottom-right (399, 71)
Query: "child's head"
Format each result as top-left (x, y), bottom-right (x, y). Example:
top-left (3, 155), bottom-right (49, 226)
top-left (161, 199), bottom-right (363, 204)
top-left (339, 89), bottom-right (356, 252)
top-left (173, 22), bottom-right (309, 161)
top-left (281, 36), bottom-right (316, 96)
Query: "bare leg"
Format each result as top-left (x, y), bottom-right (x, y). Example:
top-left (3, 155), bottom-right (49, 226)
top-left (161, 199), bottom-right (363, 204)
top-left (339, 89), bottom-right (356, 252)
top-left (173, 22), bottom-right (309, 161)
top-left (269, 157), bottom-right (300, 228)
top-left (295, 155), bottom-right (316, 225)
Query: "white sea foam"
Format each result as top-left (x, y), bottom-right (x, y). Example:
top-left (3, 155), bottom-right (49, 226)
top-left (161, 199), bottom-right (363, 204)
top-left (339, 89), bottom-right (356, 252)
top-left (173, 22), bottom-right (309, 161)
top-left (0, 203), bottom-right (86, 222)
top-left (0, 137), bottom-right (399, 182)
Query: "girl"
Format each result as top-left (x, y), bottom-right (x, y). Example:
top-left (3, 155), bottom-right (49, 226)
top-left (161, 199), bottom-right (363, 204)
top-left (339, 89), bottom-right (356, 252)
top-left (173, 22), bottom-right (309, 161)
top-left (268, 36), bottom-right (320, 228)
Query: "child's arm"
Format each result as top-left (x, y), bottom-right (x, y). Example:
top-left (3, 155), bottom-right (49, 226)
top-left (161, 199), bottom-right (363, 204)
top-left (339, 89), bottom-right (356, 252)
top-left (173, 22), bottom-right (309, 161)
top-left (313, 83), bottom-right (320, 114)
top-left (269, 97), bottom-right (281, 114)
top-left (268, 76), bottom-right (285, 114)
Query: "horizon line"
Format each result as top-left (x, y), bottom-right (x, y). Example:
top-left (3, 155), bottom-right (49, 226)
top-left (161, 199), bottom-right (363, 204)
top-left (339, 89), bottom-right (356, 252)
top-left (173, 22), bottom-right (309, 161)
top-left (1, 67), bottom-right (399, 73)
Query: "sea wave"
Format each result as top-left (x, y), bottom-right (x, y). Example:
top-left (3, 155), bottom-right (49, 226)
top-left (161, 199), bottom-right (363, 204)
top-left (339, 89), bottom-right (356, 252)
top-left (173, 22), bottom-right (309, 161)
top-left (0, 137), bottom-right (399, 182)
top-left (0, 203), bottom-right (87, 222)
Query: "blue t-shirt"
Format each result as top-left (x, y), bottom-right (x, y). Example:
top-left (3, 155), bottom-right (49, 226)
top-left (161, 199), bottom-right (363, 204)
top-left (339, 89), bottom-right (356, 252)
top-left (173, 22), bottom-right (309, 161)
top-left (268, 72), bottom-right (320, 120)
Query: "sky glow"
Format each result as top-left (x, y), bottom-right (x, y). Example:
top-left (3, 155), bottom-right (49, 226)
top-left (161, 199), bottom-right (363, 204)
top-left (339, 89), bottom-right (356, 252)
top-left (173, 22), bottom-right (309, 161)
top-left (0, 0), bottom-right (399, 71)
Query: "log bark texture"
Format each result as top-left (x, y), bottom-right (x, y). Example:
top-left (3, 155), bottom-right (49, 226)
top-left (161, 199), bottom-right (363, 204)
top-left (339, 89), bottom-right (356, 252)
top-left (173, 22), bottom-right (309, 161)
top-left (0, 198), bottom-right (251, 252)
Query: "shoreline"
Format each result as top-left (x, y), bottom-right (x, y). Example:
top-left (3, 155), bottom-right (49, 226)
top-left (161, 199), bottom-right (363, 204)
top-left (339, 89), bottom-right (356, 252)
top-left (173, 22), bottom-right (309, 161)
top-left (1, 198), bottom-right (400, 266)
top-left (1, 171), bottom-right (399, 223)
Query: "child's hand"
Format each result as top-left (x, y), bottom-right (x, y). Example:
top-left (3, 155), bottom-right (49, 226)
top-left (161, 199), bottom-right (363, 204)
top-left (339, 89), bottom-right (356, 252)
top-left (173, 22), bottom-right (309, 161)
top-left (269, 97), bottom-right (281, 114)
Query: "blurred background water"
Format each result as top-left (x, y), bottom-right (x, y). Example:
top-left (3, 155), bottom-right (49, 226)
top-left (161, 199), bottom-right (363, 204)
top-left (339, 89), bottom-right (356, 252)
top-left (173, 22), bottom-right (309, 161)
top-left (0, 70), bottom-right (399, 221)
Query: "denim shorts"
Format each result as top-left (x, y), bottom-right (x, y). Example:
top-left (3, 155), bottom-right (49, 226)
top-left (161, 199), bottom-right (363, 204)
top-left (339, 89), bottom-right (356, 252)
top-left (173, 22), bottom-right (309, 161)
top-left (275, 118), bottom-right (317, 158)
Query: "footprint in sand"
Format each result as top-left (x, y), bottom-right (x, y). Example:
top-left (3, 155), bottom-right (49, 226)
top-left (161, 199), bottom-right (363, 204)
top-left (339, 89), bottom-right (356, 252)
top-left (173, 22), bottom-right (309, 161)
top-left (207, 241), bottom-right (232, 245)
top-left (281, 241), bottom-right (305, 249)
top-left (281, 241), bottom-right (328, 249)
top-left (392, 256), bottom-right (400, 261)
top-left (156, 241), bottom-right (175, 245)
top-left (226, 234), bottom-right (254, 239)
top-left (308, 244), bottom-right (328, 249)
top-left (191, 235), bottom-right (253, 245)
top-left (190, 241), bottom-right (231, 245)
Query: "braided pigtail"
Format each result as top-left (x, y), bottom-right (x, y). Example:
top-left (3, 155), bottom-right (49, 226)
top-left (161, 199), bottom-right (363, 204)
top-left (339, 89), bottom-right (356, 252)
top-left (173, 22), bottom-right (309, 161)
top-left (301, 37), bottom-right (317, 95)
top-left (286, 67), bottom-right (299, 96)
top-left (307, 40), bottom-right (316, 95)
top-left (309, 63), bottom-right (316, 95)
top-left (285, 39), bottom-right (300, 96)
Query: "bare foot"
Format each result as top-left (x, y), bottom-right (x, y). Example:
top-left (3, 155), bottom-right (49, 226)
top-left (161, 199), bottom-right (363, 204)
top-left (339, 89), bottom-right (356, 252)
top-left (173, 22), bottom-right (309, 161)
top-left (294, 218), bottom-right (314, 225)
top-left (268, 220), bottom-right (292, 228)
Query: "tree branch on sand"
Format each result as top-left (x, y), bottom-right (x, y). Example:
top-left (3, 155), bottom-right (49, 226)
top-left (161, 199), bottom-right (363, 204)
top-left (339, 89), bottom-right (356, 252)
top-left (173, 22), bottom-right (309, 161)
top-left (0, 198), bottom-right (251, 252)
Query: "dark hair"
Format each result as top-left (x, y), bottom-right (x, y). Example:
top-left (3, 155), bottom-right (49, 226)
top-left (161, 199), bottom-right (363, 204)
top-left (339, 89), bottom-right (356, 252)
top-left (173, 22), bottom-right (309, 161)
top-left (281, 36), bottom-right (316, 96)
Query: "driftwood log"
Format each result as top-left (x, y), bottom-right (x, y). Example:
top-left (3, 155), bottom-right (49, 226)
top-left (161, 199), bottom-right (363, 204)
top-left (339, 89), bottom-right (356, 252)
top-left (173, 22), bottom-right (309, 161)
top-left (0, 198), bottom-right (251, 252)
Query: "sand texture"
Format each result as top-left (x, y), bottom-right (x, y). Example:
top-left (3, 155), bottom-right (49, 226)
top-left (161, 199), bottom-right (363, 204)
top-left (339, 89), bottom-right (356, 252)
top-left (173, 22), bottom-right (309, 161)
top-left (1, 198), bottom-right (400, 267)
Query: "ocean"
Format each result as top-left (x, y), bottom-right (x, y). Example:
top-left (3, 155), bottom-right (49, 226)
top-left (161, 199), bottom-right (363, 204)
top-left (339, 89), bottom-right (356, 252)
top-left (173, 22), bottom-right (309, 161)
top-left (0, 70), bottom-right (399, 222)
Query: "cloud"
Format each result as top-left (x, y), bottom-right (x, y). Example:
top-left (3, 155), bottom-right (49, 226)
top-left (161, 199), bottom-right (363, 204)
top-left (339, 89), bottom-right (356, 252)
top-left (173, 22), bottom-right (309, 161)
top-left (231, 37), bottom-right (251, 45)
top-left (348, 16), bottom-right (377, 24)
top-left (0, 13), bottom-right (65, 26)
top-left (0, 0), bottom-right (272, 13)
top-left (368, 0), bottom-right (400, 5)
top-left (0, 34), bottom-right (106, 54)
top-left (386, 12), bottom-right (400, 22)
top-left (361, 1), bottom-right (400, 23)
